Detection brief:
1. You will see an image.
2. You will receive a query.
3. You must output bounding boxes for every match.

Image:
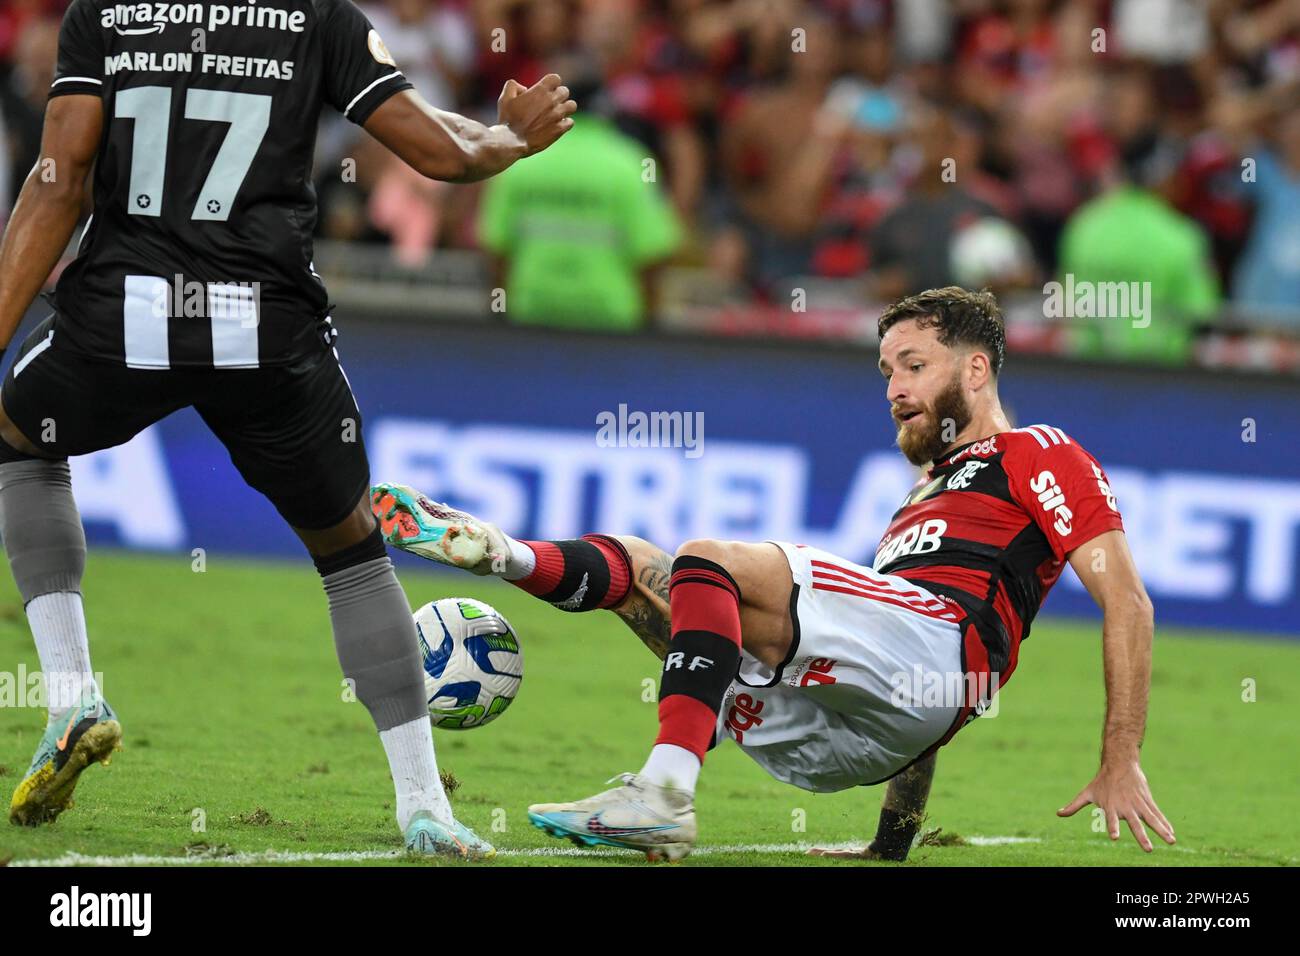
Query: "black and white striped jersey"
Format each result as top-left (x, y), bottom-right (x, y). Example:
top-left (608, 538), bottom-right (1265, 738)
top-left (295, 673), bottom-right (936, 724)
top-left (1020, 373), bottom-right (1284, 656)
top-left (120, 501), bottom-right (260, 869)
top-left (46, 0), bottom-right (412, 368)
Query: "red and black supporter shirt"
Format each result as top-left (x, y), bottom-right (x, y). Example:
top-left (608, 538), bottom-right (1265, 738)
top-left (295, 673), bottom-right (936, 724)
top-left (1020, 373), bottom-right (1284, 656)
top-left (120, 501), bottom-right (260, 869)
top-left (873, 424), bottom-right (1125, 692)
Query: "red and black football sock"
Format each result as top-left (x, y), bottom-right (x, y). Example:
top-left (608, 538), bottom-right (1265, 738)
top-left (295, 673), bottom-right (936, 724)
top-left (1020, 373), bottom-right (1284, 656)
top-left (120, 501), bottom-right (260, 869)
top-left (509, 534), bottom-right (631, 612)
top-left (653, 555), bottom-right (742, 761)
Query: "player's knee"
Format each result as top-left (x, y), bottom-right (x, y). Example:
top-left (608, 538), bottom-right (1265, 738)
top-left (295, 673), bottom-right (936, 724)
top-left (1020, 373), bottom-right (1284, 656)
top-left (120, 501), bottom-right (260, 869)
top-left (298, 494), bottom-right (380, 563)
top-left (675, 538), bottom-right (735, 567)
top-left (311, 523), bottom-right (388, 578)
top-left (0, 419), bottom-right (44, 463)
top-left (611, 535), bottom-right (666, 574)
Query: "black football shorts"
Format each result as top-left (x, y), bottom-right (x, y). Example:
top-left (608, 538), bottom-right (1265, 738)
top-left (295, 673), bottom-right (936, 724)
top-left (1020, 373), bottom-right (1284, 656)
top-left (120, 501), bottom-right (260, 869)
top-left (1, 314), bottom-right (370, 530)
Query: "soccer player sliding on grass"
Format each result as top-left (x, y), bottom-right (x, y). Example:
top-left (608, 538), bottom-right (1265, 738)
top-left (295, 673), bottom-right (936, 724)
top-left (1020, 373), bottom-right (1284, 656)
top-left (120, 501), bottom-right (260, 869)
top-left (374, 287), bottom-right (1176, 862)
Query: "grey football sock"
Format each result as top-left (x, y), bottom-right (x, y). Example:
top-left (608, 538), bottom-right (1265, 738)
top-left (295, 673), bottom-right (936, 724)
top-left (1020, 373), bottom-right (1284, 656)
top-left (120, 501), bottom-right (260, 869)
top-left (0, 459), bottom-right (98, 716)
top-left (0, 459), bottom-right (85, 601)
top-left (322, 556), bottom-right (429, 732)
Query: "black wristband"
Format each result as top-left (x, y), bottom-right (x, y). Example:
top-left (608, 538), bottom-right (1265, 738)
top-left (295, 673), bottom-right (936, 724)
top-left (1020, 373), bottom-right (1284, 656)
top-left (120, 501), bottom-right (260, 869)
top-left (870, 808), bottom-right (919, 861)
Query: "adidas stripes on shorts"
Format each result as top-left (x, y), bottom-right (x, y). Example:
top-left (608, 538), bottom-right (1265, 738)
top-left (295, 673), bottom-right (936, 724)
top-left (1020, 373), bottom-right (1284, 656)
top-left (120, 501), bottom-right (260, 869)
top-left (714, 541), bottom-right (968, 792)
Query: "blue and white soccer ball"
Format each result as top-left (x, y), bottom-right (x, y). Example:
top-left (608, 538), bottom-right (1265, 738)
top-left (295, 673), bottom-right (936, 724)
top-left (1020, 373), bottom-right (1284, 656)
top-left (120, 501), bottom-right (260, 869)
top-left (414, 597), bottom-right (523, 729)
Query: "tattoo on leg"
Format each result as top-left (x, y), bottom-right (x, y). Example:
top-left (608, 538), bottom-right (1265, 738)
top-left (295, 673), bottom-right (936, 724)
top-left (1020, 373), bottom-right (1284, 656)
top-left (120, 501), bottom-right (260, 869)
top-left (614, 550), bottom-right (672, 661)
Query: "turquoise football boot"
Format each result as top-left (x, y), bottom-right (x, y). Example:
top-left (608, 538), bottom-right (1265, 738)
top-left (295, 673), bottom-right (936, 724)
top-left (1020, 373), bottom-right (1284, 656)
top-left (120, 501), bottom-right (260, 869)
top-left (10, 691), bottom-right (121, 826)
top-left (371, 482), bottom-right (507, 574)
top-left (404, 810), bottom-right (497, 861)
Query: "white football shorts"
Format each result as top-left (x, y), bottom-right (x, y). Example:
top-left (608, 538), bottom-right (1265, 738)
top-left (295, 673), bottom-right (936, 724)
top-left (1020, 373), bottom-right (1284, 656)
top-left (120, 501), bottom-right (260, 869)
top-left (714, 541), bottom-right (969, 793)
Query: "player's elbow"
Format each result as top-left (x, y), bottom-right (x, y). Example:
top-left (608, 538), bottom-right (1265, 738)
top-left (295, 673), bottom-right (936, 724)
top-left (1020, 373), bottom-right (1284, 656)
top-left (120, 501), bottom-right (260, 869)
top-left (1135, 587), bottom-right (1154, 622)
top-left (1114, 587), bottom-right (1155, 631)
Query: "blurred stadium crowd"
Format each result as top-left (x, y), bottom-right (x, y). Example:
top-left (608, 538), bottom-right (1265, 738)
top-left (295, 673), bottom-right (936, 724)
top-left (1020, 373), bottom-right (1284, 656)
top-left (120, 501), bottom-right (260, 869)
top-left (2, 0), bottom-right (1298, 368)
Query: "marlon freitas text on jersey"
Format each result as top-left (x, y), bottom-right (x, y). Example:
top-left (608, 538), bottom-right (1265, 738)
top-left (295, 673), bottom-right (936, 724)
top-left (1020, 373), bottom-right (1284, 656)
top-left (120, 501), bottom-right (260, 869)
top-left (104, 51), bottom-right (295, 81)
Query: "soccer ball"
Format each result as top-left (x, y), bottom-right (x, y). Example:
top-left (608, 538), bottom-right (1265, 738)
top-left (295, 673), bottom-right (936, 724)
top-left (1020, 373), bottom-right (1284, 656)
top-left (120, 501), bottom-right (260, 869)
top-left (414, 597), bottom-right (523, 729)
top-left (949, 216), bottom-right (1034, 288)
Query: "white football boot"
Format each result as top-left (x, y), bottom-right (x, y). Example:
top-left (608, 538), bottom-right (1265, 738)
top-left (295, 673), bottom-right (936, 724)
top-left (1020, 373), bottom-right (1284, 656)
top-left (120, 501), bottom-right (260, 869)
top-left (528, 773), bottom-right (697, 862)
top-left (371, 483), bottom-right (509, 575)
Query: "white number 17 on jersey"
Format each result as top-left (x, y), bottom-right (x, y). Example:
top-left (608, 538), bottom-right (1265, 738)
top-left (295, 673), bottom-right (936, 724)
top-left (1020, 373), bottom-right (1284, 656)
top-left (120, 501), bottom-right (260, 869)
top-left (114, 86), bottom-right (271, 222)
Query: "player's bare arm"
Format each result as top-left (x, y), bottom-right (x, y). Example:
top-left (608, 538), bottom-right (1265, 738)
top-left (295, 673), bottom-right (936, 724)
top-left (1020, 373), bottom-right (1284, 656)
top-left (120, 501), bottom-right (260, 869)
top-left (0, 94), bottom-right (100, 357)
top-left (808, 753), bottom-right (938, 861)
top-left (0, 93), bottom-right (101, 454)
top-left (363, 75), bottom-right (576, 184)
top-left (1058, 529), bottom-right (1176, 852)
top-left (875, 753), bottom-right (939, 853)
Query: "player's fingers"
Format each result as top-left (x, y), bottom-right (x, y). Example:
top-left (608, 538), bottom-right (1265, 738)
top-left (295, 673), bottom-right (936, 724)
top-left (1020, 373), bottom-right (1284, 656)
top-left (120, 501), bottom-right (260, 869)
top-left (807, 847), bottom-right (868, 859)
top-left (1107, 808), bottom-right (1122, 842)
top-left (1124, 810), bottom-right (1154, 852)
top-left (543, 117), bottom-right (575, 142)
top-left (500, 78), bottom-right (524, 100)
top-left (1141, 796), bottom-right (1176, 844)
top-left (558, 99), bottom-right (578, 117)
top-left (1057, 790), bottom-right (1091, 816)
top-left (533, 73), bottom-right (562, 91)
top-left (552, 85), bottom-right (570, 102)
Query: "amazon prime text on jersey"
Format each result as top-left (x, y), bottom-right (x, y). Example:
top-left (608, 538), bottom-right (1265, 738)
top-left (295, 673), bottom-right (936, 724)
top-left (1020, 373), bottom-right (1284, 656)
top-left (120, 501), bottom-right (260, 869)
top-left (102, 3), bottom-right (308, 36)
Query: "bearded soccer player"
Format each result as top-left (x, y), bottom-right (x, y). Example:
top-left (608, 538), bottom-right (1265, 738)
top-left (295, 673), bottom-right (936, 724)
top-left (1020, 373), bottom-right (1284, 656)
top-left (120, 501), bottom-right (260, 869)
top-left (0, 0), bottom-right (575, 858)
top-left (373, 286), bottom-right (1175, 862)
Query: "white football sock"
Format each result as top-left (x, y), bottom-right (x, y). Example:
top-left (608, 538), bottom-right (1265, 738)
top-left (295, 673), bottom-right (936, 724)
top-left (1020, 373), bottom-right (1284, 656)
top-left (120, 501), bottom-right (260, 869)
top-left (501, 537), bottom-right (536, 581)
top-left (380, 717), bottom-right (454, 830)
top-left (640, 743), bottom-right (701, 794)
top-left (27, 591), bottom-right (98, 720)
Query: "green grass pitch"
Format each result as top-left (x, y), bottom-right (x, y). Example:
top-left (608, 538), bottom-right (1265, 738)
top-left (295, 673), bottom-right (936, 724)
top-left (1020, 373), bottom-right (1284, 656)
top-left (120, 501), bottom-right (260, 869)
top-left (1, 549), bottom-right (1296, 867)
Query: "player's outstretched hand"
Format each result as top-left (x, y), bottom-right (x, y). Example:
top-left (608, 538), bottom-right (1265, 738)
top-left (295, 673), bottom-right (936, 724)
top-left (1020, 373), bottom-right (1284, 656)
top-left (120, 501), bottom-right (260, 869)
top-left (498, 74), bottom-right (577, 156)
top-left (1057, 759), bottom-right (1176, 852)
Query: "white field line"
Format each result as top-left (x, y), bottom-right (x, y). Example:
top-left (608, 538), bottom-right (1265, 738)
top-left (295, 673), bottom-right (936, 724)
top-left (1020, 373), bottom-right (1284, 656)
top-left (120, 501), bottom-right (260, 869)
top-left (9, 837), bottom-right (1042, 867)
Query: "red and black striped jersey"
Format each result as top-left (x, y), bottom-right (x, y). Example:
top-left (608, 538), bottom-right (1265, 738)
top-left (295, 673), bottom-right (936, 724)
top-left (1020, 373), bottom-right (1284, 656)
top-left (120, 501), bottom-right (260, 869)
top-left (873, 424), bottom-right (1124, 690)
